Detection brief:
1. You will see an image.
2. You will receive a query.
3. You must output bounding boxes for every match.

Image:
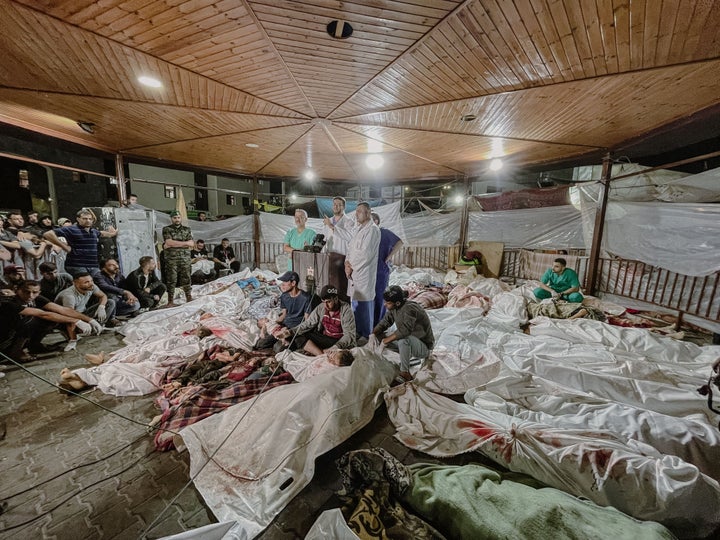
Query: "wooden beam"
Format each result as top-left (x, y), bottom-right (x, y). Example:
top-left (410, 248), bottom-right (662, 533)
top-left (586, 153), bottom-right (612, 295)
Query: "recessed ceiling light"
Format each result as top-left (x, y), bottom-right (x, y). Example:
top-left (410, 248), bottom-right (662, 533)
top-left (461, 114), bottom-right (477, 122)
top-left (77, 121), bottom-right (95, 134)
top-left (303, 170), bottom-right (315, 181)
top-left (489, 158), bottom-right (503, 171)
top-left (138, 75), bottom-right (162, 88)
top-left (366, 154), bottom-right (384, 170)
top-left (245, 143), bottom-right (259, 148)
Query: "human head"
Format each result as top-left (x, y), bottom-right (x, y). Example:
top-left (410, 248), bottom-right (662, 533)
top-left (294, 209), bottom-right (308, 227)
top-left (7, 211), bottom-right (24, 228)
top-left (320, 284), bottom-right (340, 310)
top-left (327, 349), bottom-right (354, 367)
top-left (139, 256), bottom-right (156, 271)
top-left (26, 211), bottom-right (38, 224)
top-left (169, 210), bottom-right (182, 225)
top-left (196, 239), bottom-right (205, 249)
top-left (371, 212), bottom-right (380, 226)
top-left (102, 258), bottom-right (119, 275)
top-left (76, 208), bottom-right (96, 228)
top-left (16, 280), bottom-right (41, 302)
top-left (72, 272), bottom-right (95, 292)
top-left (57, 217), bottom-right (71, 227)
top-left (4, 265), bottom-right (25, 283)
top-left (332, 197), bottom-right (346, 217)
top-left (221, 238), bottom-right (230, 247)
top-left (197, 211), bottom-right (207, 221)
top-left (39, 262), bottom-right (58, 281)
top-left (277, 271), bottom-right (299, 292)
top-left (39, 214), bottom-right (52, 227)
top-left (355, 202), bottom-right (371, 225)
top-left (383, 285), bottom-right (407, 309)
top-left (552, 258), bottom-right (567, 274)
top-left (128, 194), bottom-right (138, 205)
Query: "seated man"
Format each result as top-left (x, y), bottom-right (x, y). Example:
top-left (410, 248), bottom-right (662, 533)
top-left (373, 285), bottom-right (434, 382)
top-left (190, 239), bottom-right (216, 284)
top-left (38, 262), bottom-right (74, 300)
top-left (212, 238), bottom-right (241, 274)
top-left (533, 257), bottom-right (584, 303)
top-left (124, 256), bottom-right (167, 309)
top-left (1, 265), bottom-right (25, 294)
top-left (254, 271), bottom-right (312, 351)
top-left (94, 259), bottom-right (141, 317)
top-left (55, 272), bottom-right (118, 329)
top-left (1, 280), bottom-right (102, 359)
top-left (282, 285), bottom-right (356, 356)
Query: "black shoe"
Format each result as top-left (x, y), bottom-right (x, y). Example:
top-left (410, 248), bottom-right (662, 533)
top-left (26, 343), bottom-right (60, 355)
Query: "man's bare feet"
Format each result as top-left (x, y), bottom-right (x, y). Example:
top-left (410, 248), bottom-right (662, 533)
top-left (84, 351), bottom-right (106, 365)
top-left (59, 368), bottom-right (89, 393)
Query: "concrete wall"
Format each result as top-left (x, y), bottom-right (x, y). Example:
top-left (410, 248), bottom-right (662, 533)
top-left (127, 164), bottom-right (194, 213)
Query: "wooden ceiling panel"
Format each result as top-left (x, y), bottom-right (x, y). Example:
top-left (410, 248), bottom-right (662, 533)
top-left (0, 89), bottom-right (307, 153)
top-left (333, 0), bottom-right (720, 118)
top-left (340, 60), bottom-right (720, 149)
top-left (2, 1), bottom-right (719, 183)
top-left (130, 124), bottom-right (313, 174)
top-left (258, 124), bottom-right (358, 180)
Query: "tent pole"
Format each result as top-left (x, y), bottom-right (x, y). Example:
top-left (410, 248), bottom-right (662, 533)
top-left (458, 175), bottom-right (470, 257)
top-left (115, 154), bottom-right (127, 205)
top-left (586, 152), bottom-right (612, 295)
top-left (252, 175), bottom-right (260, 269)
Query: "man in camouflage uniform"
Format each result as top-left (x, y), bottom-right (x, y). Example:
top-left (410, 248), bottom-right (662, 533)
top-left (162, 210), bottom-right (194, 306)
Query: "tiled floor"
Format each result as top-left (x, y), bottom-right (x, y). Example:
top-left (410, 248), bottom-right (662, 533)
top-left (0, 330), bottom-right (480, 539)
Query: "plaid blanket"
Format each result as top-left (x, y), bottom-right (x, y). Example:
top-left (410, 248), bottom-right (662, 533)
top-left (153, 349), bottom-right (293, 451)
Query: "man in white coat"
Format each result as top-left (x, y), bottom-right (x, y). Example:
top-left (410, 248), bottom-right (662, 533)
top-left (322, 196), bottom-right (355, 255)
top-left (344, 202), bottom-right (380, 338)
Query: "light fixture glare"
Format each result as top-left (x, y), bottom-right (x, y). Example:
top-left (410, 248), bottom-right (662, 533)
top-left (303, 170), bottom-right (315, 181)
top-left (366, 154), bottom-right (384, 170)
top-left (138, 75), bottom-right (162, 88)
top-left (489, 158), bottom-right (503, 171)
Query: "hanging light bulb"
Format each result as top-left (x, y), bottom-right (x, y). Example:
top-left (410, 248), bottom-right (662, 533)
top-left (489, 158), bottom-right (503, 171)
top-left (366, 154), bottom-right (384, 170)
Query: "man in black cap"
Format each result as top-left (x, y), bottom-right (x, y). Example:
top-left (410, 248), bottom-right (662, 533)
top-left (162, 210), bottom-right (194, 306)
top-left (255, 270), bottom-right (313, 351)
top-left (373, 285), bottom-right (434, 382)
top-left (282, 284), bottom-right (356, 356)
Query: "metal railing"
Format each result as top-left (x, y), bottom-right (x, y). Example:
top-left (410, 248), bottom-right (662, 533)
top-left (593, 258), bottom-right (720, 324)
top-left (389, 244), bottom-right (461, 270)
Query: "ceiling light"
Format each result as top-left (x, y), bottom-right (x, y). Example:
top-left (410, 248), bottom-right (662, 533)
top-left (366, 154), bottom-right (384, 170)
top-left (77, 121), bottom-right (95, 134)
top-left (489, 158), bottom-right (503, 171)
top-left (290, 193), bottom-right (297, 201)
top-left (303, 170), bottom-right (315, 181)
top-left (461, 114), bottom-right (477, 122)
top-left (454, 195), bottom-right (464, 204)
top-left (245, 143), bottom-right (259, 148)
top-left (138, 75), bottom-right (162, 88)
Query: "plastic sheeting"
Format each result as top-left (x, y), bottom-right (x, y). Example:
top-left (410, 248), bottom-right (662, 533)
top-left (385, 383), bottom-right (720, 538)
top-left (175, 349), bottom-right (396, 540)
top-left (257, 201), bottom-right (405, 244)
top-left (402, 211), bottom-right (460, 247)
top-left (154, 211), bottom-right (254, 244)
top-left (305, 509), bottom-right (361, 540)
top-left (467, 205), bottom-right (585, 249)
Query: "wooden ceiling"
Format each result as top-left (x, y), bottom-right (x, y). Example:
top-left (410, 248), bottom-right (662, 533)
top-left (1, 0), bottom-right (719, 183)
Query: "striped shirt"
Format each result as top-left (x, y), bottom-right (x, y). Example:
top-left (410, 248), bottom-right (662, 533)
top-left (55, 225), bottom-right (101, 268)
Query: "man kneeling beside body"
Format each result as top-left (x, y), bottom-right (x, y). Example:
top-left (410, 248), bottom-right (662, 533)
top-left (373, 285), bottom-right (434, 382)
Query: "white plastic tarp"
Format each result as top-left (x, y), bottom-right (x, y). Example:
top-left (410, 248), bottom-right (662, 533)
top-left (467, 205), bottom-right (585, 249)
top-left (402, 211), bottom-right (461, 246)
top-left (175, 349), bottom-right (396, 540)
top-left (154, 210), bottom-right (254, 244)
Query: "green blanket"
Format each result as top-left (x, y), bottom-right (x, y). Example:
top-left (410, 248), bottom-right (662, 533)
top-left (403, 463), bottom-right (676, 540)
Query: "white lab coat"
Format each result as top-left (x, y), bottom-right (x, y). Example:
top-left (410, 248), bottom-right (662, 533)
top-left (324, 213), bottom-right (355, 255)
top-left (346, 221), bottom-right (380, 301)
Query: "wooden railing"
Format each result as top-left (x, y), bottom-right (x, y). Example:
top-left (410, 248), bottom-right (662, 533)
top-left (389, 244), bottom-right (461, 271)
top-left (593, 258), bottom-right (720, 324)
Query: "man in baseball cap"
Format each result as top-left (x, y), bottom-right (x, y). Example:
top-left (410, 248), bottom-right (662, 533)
top-left (285, 283), bottom-right (356, 355)
top-left (254, 270), bottom-right (312, 351)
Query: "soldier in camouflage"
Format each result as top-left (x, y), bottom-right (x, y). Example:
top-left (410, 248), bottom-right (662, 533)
top-left (162, 210), bottom-right (194, 306)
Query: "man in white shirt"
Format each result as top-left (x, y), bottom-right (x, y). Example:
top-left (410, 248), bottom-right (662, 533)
top-left (322, 196), bottom-right (355, 255)
top-left (344, 202), bottom-right (380, 338)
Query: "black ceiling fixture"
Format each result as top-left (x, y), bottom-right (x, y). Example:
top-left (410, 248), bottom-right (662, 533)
top-left (327, 20), bottom-right (353, 39)
top-left (77, 121), bottom-right (96, 134)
